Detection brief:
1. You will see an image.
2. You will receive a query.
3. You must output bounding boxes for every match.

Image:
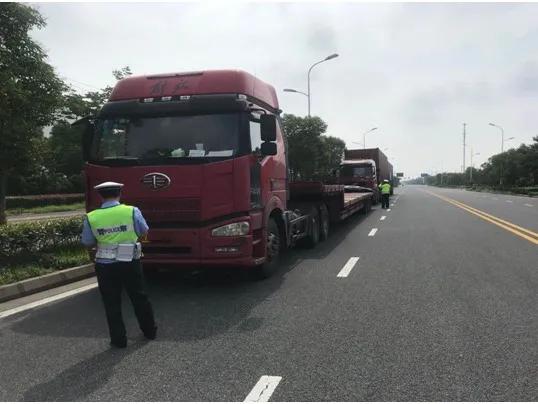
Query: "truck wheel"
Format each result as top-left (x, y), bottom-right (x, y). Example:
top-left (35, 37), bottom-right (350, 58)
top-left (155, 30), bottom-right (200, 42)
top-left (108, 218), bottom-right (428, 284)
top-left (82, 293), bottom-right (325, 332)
top-left (305, 207), bottom-right (320, 248)
top-left (319, 204), bottom-right (330, 241)
top-left (254, 218), bottom-right (281, 279)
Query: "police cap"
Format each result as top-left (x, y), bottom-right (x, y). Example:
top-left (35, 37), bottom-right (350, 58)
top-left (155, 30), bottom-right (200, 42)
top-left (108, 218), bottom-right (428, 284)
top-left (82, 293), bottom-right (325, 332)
top-left (94, 181), bottom-right (124, 190)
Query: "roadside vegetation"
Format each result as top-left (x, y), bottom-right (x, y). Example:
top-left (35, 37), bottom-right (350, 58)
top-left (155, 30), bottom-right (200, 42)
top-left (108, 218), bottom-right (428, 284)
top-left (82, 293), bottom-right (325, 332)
top-left (0, 217), bottom-right (89, 285)
top-left (408, 136), bottom-right (538, 195)
top-left (6, 202), bottom-right (85, 216)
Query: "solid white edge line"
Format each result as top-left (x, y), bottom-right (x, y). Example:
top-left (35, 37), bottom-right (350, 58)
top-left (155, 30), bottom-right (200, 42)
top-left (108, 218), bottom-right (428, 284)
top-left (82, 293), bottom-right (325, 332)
top-left (244, 375), bottom-right (282, 402)
top-left (380, 216), bottom-right (386, 221)
top-left (0, 283), bottom-right (98, 319)
top-left (337, 257), bottom-right (359, 278)
top-left (368, 228), bottom-right (378, 237)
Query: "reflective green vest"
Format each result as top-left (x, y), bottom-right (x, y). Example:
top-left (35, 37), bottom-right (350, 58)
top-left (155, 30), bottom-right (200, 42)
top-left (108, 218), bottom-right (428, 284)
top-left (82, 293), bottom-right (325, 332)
top-left (379, 183), bottom-right (391, 195)
top-left (87, 204), bottom-right (138, 246)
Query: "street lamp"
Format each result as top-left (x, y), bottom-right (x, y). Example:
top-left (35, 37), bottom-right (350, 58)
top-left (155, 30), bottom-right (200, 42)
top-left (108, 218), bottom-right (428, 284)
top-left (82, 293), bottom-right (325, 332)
top-left (488, 122), bottom-right (505, 153)
top-left (283, 88), bottom-right (308, 97)
top-left (504, 136), bottom-right (515, 149)
top-left (470, 149), bottom-right (480, 182)
top-left (489, 123), bottom-right (514, 185)
top-left (284, 53), bottom-right (339, 117)
top-left (362, 127), bottom-right (378, 149)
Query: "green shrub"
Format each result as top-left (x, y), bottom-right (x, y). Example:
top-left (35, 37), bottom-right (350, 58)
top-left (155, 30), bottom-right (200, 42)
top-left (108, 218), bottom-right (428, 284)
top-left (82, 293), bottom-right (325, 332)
top-left (6, 193), bottom-right (84, 209)
top-left (0, 217), bottom-right (84, 263)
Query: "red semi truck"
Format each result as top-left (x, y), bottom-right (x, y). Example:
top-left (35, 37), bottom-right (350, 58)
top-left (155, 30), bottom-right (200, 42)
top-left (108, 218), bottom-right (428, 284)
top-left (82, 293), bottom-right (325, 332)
top-left (339, 148), bottom-right (394, 201)
top-left (78, 70), bottom-right (373, 277)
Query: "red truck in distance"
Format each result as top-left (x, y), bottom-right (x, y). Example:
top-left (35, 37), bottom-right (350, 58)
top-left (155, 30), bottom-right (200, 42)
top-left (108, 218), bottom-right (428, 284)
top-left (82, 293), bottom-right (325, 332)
top-left (339, 148), bottom-right (394, 202)
top-left (78, 70), bottom-right (373, 278)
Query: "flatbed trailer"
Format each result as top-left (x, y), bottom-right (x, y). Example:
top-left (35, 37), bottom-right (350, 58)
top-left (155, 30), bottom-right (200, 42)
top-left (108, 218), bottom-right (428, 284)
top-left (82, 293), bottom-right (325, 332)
top-left (283, 181), bottom-right (373, 248)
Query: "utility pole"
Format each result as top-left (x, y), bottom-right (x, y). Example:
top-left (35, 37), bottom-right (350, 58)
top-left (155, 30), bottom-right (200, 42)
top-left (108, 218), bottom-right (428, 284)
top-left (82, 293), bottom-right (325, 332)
top-left (462, 123), bottom-right (467, 173)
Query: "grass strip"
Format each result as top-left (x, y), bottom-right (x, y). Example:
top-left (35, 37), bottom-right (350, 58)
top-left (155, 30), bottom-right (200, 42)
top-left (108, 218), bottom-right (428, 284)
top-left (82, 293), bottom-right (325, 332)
top-left (6, 202), bottom-right (85, 216)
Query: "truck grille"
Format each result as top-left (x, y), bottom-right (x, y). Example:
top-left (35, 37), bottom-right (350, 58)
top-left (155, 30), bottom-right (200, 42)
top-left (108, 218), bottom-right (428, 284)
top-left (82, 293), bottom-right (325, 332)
top-left (130, 198), bottom-right (201, 222)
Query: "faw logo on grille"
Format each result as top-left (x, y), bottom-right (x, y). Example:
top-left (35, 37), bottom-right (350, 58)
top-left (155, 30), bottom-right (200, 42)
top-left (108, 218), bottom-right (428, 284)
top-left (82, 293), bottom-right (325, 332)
top-left (141, 173), bottom-right (171, 190)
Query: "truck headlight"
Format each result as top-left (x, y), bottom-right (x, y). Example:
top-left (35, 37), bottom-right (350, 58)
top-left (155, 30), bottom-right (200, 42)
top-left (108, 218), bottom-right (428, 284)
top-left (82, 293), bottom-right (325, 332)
top-left (211, 221), bottom-right (250, 237)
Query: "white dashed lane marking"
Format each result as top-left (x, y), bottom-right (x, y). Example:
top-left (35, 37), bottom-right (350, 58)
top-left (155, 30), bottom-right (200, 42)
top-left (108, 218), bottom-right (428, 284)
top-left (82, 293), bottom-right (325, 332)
top-left (380, 216), bottom-right (386, 221)
top-left (244, 376), bottom-right (282, 402)
top-left (506, 200), bottom-right (513, 203)
top-left (525, 203), bottom-right (534, 207)
top-left (368, 228), bottom-right (378, 237)
top-left (337, 257), bottom-right (359, 278)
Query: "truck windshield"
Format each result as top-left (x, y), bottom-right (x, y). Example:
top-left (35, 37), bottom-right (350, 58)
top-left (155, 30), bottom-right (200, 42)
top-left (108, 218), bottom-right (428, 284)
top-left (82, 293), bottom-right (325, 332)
top-left (341, 165), bottom-right (374, 177)
top-left (91, 113), bottom-right (245, 164)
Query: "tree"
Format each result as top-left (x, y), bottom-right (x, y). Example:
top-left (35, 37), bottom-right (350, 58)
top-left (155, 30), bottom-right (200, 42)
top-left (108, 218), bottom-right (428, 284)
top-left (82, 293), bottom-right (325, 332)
top-left (282, 114), bottom-right (346, 181)
top-left (0, 3), bottom-right (66, 223)
top-left (319, 135), bottom-right (346, 179)
top-left (44, 66), bottom-right (133, 193)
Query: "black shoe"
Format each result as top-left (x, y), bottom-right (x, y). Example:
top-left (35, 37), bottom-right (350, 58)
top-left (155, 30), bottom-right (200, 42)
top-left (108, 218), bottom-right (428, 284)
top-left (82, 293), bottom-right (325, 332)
top-left (110, 338), bottom-right (127, 348)
top-left (143, 326), bottom-right (157, 340)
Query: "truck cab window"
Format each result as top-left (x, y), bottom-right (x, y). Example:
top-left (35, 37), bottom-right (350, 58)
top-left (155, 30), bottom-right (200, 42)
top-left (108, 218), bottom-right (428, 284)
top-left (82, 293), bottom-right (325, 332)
top-left (92, 114), bottom-right (242, 164)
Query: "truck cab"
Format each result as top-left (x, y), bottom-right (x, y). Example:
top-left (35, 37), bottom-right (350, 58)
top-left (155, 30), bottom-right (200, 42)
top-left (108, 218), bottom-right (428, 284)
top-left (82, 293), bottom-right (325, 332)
top-left (80, 70), bottom-right (287, 271)
top-left (338, 159), bottom-right (379, 203)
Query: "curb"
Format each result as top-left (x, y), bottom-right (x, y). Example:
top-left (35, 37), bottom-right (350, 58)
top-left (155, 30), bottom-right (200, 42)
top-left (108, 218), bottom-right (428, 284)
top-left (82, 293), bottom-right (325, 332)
top-left (0, 263), bottom-right (95, 303)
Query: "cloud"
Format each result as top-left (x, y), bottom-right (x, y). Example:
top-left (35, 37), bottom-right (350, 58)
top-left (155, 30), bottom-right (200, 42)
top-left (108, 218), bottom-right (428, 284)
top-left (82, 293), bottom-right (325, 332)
top-left (512, 60), bottom-right (538, 97)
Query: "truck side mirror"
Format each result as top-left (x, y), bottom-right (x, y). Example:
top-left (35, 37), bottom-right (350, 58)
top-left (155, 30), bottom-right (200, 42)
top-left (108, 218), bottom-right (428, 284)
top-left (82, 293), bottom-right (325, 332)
top-left (72, 117), bottom-right (95, 162)
top-left (260, 114), bottom-right (277, 142)
top-left (261, 142), bottom-right (277, 156)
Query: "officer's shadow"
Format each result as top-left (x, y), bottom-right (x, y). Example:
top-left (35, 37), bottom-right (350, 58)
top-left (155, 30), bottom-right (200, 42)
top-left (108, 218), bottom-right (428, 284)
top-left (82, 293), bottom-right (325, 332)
top-left (23, 340), bottom-right (147, 401)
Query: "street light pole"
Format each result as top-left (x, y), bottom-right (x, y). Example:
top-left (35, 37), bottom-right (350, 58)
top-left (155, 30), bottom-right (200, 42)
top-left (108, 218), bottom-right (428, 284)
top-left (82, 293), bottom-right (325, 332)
top-left (489, 122), bottom-right (505, 153)
top-left (306, 53), bottom-right (338, 117)
top-left (470, 148), bottom-right (480, 182)
top-left (489, 122), bottom-right (506, 185)
top-left (363, 127), bottom-right (378, 149)
top-left (283, 53), bottom-right (339, 117)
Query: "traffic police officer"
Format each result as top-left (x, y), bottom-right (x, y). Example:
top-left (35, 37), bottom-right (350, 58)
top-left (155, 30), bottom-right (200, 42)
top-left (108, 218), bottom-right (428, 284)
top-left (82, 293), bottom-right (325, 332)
top-left (379, 179), bottom-right (391, 209)
top-left (81, 181), bottom-right (156, 348)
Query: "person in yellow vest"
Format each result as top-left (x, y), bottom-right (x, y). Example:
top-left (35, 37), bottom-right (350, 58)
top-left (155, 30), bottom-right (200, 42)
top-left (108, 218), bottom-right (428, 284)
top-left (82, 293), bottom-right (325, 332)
top-left (378, 179), bottom-right (391, 209)
top-left (81, 181), bottom-right (156, 348)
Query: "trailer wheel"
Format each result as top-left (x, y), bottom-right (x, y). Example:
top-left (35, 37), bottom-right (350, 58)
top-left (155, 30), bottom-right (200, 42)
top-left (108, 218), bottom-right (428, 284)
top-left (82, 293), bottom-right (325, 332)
top-left (254, 218), bottom-right (281, 279)
top-left (305, 207), bottom-right (320, 248)
top-left (319, 204), bottom-right (330, 241)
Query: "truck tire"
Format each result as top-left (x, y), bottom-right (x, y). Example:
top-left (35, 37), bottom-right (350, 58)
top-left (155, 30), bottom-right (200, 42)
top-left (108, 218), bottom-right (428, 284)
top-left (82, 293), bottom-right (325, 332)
top-left (305, 207), bottom-right (320, 248)
top-left (319, 204), bottom-right (330, 241)
top-left (254, 218), bottom-right (281, 279)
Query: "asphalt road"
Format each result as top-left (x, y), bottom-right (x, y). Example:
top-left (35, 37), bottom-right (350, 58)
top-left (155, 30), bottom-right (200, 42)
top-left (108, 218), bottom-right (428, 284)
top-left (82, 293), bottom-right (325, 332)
top-left (0, 185), bottom-right (537, 401)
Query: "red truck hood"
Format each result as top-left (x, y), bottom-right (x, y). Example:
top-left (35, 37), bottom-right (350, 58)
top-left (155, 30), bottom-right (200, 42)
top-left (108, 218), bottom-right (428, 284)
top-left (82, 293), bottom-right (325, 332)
top-left (85, 157), bottom-right (251, 223)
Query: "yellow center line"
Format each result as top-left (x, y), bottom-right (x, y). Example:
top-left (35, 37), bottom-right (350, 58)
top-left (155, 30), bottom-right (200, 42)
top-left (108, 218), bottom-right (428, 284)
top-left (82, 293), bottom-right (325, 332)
top-left (426, 191), bottom-right (538, 246)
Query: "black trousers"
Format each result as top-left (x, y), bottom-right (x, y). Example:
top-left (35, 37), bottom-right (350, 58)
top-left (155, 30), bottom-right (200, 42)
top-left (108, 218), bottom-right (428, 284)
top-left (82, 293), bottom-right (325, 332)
top-left (95, 260), bottom-right (156, 342)
top-left (381, 193), bottom-right (390, 209)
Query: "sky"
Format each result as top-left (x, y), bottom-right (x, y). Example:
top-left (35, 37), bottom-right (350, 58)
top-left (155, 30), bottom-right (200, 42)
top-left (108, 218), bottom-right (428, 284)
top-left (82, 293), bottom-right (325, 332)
top-left (30, 1), bottom-right (538, 178)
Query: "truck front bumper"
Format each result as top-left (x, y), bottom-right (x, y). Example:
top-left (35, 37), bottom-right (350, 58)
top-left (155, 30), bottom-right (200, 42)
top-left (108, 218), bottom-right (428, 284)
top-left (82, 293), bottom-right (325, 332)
top-left (141, 215), bottom-right (265, 269)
